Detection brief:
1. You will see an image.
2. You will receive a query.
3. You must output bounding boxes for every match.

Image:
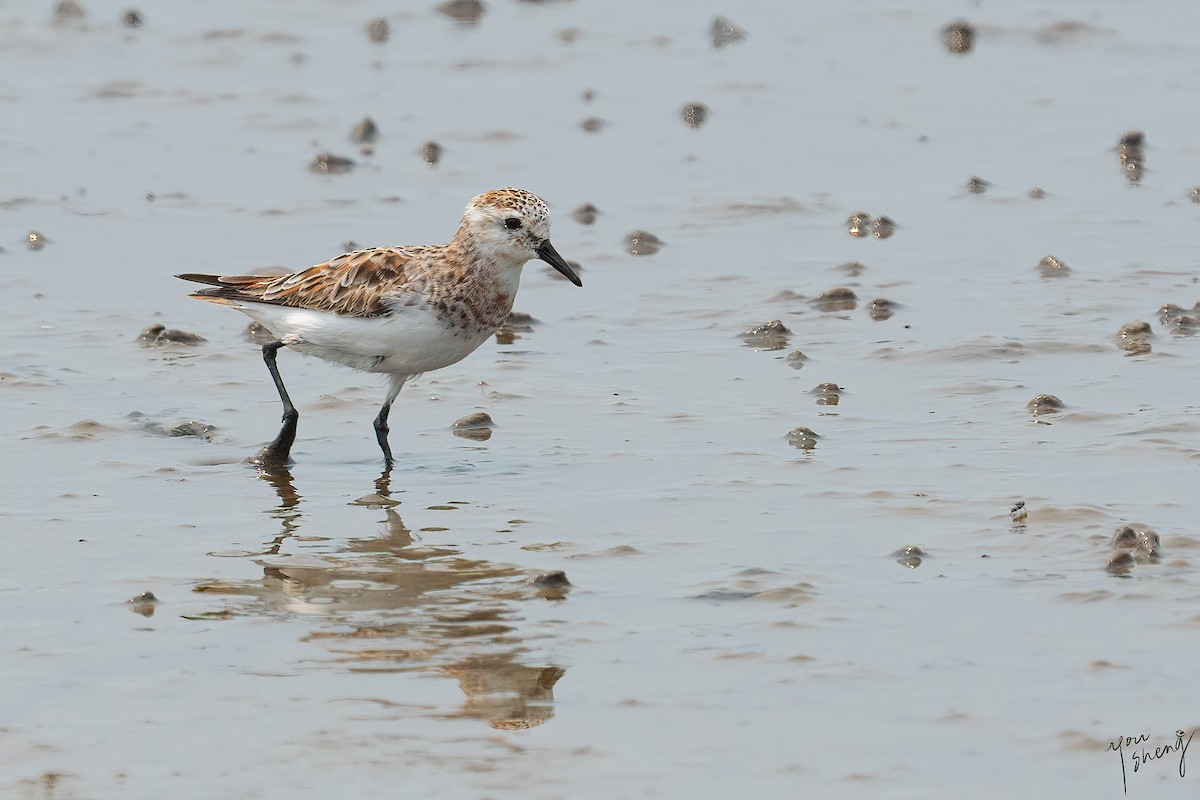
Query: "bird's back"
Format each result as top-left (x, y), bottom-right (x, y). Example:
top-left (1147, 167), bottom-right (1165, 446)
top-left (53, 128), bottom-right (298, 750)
top-left (178, 246), bottom-right (436, 318)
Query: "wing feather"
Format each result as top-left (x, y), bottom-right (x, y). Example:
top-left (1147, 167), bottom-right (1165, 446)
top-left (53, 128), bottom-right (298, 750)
top-left (177, 248), bottom-right (429, 318)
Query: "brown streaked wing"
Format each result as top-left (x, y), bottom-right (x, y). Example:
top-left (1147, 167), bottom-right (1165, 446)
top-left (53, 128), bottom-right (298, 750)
top-left (257, 248), bottom-right (418, 317)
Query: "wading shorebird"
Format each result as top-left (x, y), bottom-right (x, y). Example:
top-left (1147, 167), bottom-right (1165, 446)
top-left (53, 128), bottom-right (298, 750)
top-left (178, 188), bottom-right (582, 466)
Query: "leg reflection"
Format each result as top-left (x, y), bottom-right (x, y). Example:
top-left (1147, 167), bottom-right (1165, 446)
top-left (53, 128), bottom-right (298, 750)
top-left (256, 461), bottom-right (301, 554)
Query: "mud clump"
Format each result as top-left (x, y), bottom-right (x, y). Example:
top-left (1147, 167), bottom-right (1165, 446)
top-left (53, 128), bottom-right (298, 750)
top-left (786, 426), bottom-right (820, 451)
top-left (625, 230), bottom-right (663, 256)
top-left (139, 324), bottom-right (206, 347)
top-left (741, 320), bottom-right (790, 351)
top-left (1163, 314), bottom-right (1200, 335)
top-left (438, 0), bottom-right (485, 25)
top-left (1116, 320), bottom-right (1152, 354)
top-left (711, 16), bottom-right (747, 48)
top-left (127, 591), bottom-right (158, 617)
top-left (1117, 131), bottom-right (1145, 184)
top-left (366, 17), bottom-right (389, 42)
top-left (351, 117), bottom-right (377, 144)
top-left (1028, 187), bottom-right (1047, 199)
top-left (310, 152), bottom-right (355, 175)
top-left (891, 545), bottom-right (926, 569)
top-left (1037, 255), bottom-right (1070, 278)
top-left (452, 428), bottom-right (493, 442)
top-left (1027, 395), bottom-right (1065, 419)
top-left (55, 420), bottom-right (120, 440)
top-left (1136, 529), bottom-right (1161, 558)
top-left (837, 261), bottom-right (866, 277)
top-left (452, 412), bottom-right (494, 441)
top-left (1026, 394), bottom-right (1065, 417)
top-left (503, 311), bottom-right (537, 331)
top-left (1107, 523), bottom-right (1161, 574)
top-left (528, 570), bottom-right (571, 600)
top-left (811, 383), bottom-right (842, 406)
top-left (134, 413), bottom-right (218, 442)
top-left (1110, 525), bottom-right (1138, 551)
top-left (784, 350), bottom-right (808, 370)
top-left (1159, 303), bottom-right (1187, 322)
top-left (941, 20), bottom-right (975, 53)
top-left (572, 203), bottom-right (599, 225)
top-left (528, 570), bottom-right (571, 588)
top-left (965, 176), bottom-right (990, 194)
top-left (867, 298), bottom-right (897, 321)
top-left (1119, 320), bottom-right (1152, 336)
top-left (681, 103), bottom-right (708, 130)
top-left (812, 287), bottom-right (857, 312)
top-left (169, 421), bottom-right (217, 440)
top-left (452, 412), bottom-right (494, 429)
top-left (1157, 302), bottom-right (1200, 325)
top-left (580, 117), bottom-right (606, 133)
top-left (496, 311), bottom-right (537, 343)
top-left (1105, 550), bottom-right (1135, 575)
top-left (1110, 524), bottom-right (1160, 559)
top-left (53, 0), bottom-right (86, 23)
top-left (846, 212), bottom-right (871, 238)
top-left (420, 141), bottom-right (443, 165)
top-left (1157, 302), bottom-right (1200, 335)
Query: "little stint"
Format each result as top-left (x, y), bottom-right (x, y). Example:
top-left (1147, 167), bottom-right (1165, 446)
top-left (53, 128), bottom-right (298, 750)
top-left (178, 188), bottom-right (582, 466)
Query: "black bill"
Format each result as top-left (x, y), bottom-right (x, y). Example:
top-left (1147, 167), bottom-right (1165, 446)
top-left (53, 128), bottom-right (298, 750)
top-left (536, 240), bottom-right (583, 287)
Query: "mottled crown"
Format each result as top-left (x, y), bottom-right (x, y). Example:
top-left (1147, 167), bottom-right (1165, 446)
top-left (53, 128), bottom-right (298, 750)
top-left (469, 187), bottom-right (549, 226)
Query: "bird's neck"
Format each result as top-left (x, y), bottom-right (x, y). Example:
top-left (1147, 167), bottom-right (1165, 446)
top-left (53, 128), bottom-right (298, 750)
top-left (447, 230), bottom-right (527, 285)
top-left (427, 237), bottom-right (523, 323)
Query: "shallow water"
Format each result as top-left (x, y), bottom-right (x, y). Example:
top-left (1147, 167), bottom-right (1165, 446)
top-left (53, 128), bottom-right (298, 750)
top-left (4, 0), bottom-right (1200, 797)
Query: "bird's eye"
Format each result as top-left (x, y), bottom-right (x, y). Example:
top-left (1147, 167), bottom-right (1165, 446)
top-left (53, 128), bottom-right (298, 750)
top-left (504, 217), bottom-right (522, 230)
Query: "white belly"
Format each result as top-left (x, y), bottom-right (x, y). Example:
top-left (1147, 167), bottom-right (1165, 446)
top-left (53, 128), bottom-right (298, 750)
top-left (232, 302), bottom-right (493, 376)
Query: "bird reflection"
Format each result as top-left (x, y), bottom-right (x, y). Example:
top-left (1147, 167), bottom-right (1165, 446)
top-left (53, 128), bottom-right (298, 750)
top-left (190, 463), bottom-right (567, 730)
top-left (256, 461), bottom-right (302, 554)
top-left (446, 657), bottom-right (566, 730)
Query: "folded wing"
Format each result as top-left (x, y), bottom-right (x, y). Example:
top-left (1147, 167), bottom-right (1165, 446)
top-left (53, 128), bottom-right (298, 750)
top-left (177, 247), bottom-right (424, 318)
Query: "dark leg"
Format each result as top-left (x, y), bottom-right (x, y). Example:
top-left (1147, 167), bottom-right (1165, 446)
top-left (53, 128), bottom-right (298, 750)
top-left (373, 401), bottom-right (394, 466)
top-left (372, 375), bottom-right (407, 467)
top-left (250, 341), bottom-right (299, 466)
